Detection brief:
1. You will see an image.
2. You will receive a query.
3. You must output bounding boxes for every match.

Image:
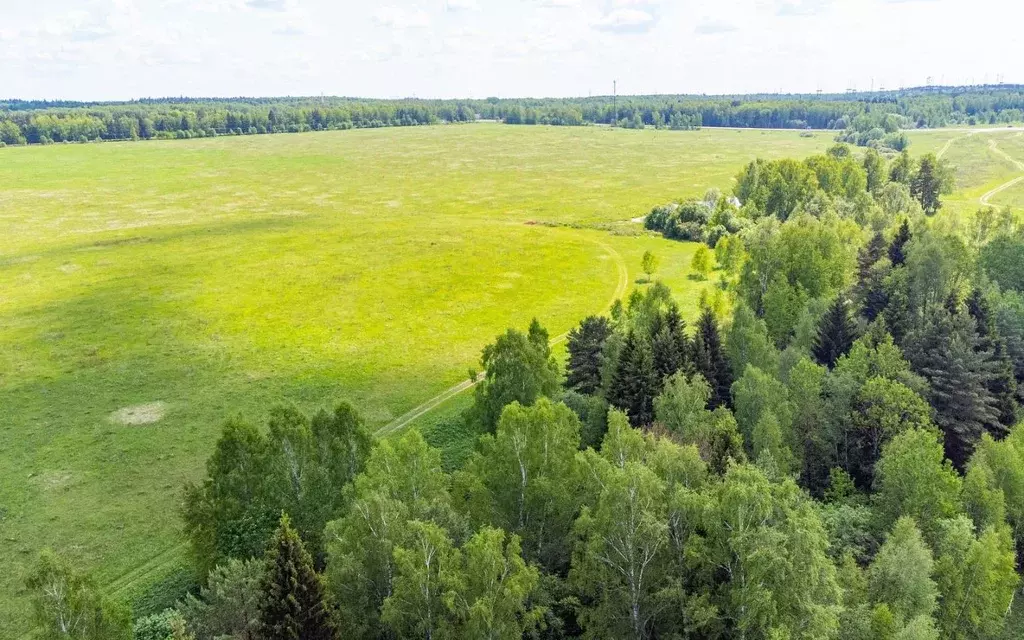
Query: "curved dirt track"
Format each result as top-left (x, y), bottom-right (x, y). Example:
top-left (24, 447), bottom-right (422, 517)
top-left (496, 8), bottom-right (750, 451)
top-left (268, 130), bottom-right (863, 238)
top-left (980, 137), bottom-right (1024, 206)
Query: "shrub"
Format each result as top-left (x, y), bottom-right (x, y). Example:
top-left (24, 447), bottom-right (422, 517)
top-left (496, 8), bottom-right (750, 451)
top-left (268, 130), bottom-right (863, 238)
top-left (134, 609), bottom-right (187, 640)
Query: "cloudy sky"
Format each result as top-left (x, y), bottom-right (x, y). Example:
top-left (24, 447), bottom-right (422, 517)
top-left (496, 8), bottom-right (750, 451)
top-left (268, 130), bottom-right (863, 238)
top-left (1, 0), bottom-right (1020, 100)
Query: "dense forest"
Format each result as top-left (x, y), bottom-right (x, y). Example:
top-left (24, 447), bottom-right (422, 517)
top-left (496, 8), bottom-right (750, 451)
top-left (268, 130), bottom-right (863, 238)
top-left (26, 139), bottom-right (1024, 639)
top-left (2, 85), bottom-right (1023, 146)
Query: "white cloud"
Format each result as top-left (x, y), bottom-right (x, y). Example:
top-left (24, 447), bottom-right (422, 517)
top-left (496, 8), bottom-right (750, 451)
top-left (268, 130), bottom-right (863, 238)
top-left (695, 20), bottom-right (737, 35)
top-left (163, 0), bottom-right (246, 13)
top-left (445, 0), bottom-right (479, 11)
top-left (776, 0), bottom-right (834, 17)
top-left (593, 8), bottom-right (656, 33)
top-left (245, 0), bottom-right (289, 10)
top-left (273, 23), bottom-right (307, 36)
top-left (373, 6), bottom-right (431, 29)
top-left (1, 0), bottom-right (1021, 101)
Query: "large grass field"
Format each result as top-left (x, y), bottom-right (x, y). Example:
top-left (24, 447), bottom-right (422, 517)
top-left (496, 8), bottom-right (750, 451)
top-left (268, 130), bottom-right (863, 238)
top-left (0, 122), bottom-right (1020, 633)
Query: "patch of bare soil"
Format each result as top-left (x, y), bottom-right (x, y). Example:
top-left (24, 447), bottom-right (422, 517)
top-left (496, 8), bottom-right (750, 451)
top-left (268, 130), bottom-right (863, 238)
top-left (110, 401), bottom-right (167, 425)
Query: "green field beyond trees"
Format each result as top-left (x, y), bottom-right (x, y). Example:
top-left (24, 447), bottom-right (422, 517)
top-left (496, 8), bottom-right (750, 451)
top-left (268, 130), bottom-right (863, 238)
top-left (2, 122), bottom-right (1023, 635)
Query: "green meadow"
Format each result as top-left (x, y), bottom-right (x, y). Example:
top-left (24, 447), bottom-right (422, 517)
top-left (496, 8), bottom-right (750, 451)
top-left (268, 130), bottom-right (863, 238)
top-left (0, 122), bottom-right (1020, 633)
top-left (910, 128), bottom-right (1024, 220)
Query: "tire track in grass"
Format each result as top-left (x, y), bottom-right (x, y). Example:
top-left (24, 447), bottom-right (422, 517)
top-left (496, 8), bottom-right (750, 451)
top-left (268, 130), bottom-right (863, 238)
top-left (105, 542), bottom-right (189, 598)
top-left (375, 235), bottom-right (628, 438)
top-left (980, 138), bottom-right (1024, 206)
top-left (937, 131), bottom-right (974, 159)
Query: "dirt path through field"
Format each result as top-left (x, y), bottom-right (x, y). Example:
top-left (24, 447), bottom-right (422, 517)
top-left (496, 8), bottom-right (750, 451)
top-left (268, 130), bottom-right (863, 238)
top-left (375, 236), bottom-right (629, 437)
top-left (980, 138), bottom-right (1024, 206)
top-left (937, 131), bottom-right (975, 159)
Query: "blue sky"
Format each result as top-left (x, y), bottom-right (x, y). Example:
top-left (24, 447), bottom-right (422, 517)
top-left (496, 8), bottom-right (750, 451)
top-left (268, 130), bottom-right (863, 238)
top-left (0, 0), bottom-right (1020, 100)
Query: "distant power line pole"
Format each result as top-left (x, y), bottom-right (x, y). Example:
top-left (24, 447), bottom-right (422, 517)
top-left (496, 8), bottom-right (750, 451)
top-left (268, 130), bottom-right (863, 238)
top-left (612, 80), bottom-right (617, 127)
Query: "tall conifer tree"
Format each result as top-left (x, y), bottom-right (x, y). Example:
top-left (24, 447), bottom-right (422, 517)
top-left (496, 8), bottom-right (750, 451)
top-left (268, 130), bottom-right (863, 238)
top-left (565, 316), bottom-right (613, 395)
top-left (259, 514), bottom-right (336, 640)
top-left (813, 295), bottom-right (858, 369)
top-left (858, 231), bottom-right (887, 285)
top-left (652, 325), bottom-right (684, 381)
top-left (888, 219), bottom-right (911, 267)
top-left (968, 287), bottom-right (1019, 430)
top-left (905, 310), bottom-right (1001, 469)
top-left (608, 331), bottom-right (659, 426)
top-left (692, 307), bottom-right (733, 409)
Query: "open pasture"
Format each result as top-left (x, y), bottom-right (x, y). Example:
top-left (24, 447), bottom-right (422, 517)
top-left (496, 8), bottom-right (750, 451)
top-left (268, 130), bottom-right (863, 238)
top-left (0, 123), bottom-right (835, 631)
top-left (0, 122), bottom-right (1018, 632)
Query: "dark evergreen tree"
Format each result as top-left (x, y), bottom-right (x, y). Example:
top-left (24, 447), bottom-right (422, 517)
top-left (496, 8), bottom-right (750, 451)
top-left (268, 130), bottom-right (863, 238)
top-left (862, 271), bottom-right (890, 322)
top-left (910, 153), bottom-right (948, 215)
top-left (691, 307), bottom-right (733, 409)
top-left (904, 310), bottom-right (1002, 469)
top-left (944, 289), bottom-right (962, 316)
top-left (857, 231), bottom-right (891, 321)
top-left (813, 295), bottom-right (858, 369)
top-left (990, 340), bottom-right (1019, 429)
top-left (663, 301), bottom-right (684, 335)
top-left (968, 288), bottom-right (996, 350)
top-left (652, 325), bottom-right (684, 381)
top-left (882, 269), bottom-right (914, 345)
top-left (608, 331), bottom-right (660, 426)
top-left (888, 219), bottom-right (911, 267)
top-left (664, 302), bottom-right (691, 371)
top-left (565, 316), bottom-right (613, 395)
top-left (259, 514), bottom-right (336, 640)
top-left (858, 231), bottom-right (887, 284)
top-left (968, 288), bottom-right (1019, 429)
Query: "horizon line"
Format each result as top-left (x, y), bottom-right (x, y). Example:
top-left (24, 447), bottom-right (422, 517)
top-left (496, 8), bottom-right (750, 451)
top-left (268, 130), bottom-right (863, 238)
top-left (3, 83), bottom-right (1023, 106)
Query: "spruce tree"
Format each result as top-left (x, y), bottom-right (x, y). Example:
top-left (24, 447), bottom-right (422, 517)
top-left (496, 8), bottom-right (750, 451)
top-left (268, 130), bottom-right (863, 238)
top-left (663, 302), bottom-right (691, 373)
top-left (904, 310), bottom-right (1001, 469)
top-left (968, 288), bottom-right (1019, 429)
top-left (857, 231), bottom-right (887, 285)
top-left (910, 154), bottom-right (947, 215)
top-left (565, 315), bottom-right (612, 395)
top-left (857, 231), bottom-right (891, 322)
top-left (259, 514), bottom-right (336, 640)
top-left (813, 295), bottom-right (858, 369)
top-left (608, 331), bottom-right (659, 426)
top-left (967, 287), bottom-right (996, 350)
top-left (652, 325), bottom-right (684, 381)
top-left (862, 268), bottom-right (890, 322)
top-left (990, 340), bottom-right (1019, 429)
top-left (944, 289), bottom-right (961, 316)
top-left (888, 219), bottom-right (911, 267)
top-left (691, 307), bottom-right (733, 409)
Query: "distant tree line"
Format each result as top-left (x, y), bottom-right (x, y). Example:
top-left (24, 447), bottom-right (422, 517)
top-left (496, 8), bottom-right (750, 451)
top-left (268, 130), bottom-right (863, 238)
top-left (3, 85), bottom-right (1023, 146)
top-left (0, 98), bottom-right (478, 145)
